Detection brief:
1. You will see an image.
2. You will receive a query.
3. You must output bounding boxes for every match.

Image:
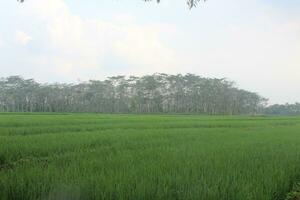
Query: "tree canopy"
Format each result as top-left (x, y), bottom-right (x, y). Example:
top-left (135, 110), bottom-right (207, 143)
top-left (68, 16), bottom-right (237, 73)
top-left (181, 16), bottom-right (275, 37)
top-left (148, 0), bottom-right (205, 8)
top-left (18, 0), bottom-right (205, 8)
top-left (0, 74), bottom-right (267, 114)
top-left (264, 103), bottom-right (300, 115)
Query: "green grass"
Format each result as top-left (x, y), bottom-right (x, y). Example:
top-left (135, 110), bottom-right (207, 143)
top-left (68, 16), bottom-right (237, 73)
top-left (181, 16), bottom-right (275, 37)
top-left (0, 114), bottom-right (300, 200)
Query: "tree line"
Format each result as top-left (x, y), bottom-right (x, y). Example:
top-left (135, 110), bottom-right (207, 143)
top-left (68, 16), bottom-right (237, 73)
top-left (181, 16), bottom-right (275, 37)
top-left (264, 103), bottom-right (300, 115)
top-left (0, 74), bottom-right (268, 114)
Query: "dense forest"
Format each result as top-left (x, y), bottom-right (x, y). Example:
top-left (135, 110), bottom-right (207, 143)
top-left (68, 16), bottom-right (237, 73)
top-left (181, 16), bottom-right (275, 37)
top-left (0, 74), bottom-right (269, 114)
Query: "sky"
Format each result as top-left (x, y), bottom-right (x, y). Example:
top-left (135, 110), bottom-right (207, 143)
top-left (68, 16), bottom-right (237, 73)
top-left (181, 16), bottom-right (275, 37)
top-left (0, 0), bottom-right (299, 104)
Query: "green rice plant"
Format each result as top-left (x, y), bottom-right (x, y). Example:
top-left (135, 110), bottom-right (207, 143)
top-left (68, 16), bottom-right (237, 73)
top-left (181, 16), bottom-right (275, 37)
top-left (0, 114), bottom-right (300, 200)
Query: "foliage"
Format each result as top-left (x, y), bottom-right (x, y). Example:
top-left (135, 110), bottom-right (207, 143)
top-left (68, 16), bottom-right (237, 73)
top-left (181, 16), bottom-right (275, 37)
top-left (1, 114), bottom-right (300, 200)
top-left (0, 75), bottom-right (267, 114)
top-left (146, 0), bottom-right (205, 8)
top-left (18, 0), bottom-right (205, 8)
top-left (265, 103), bottom-right (300, 116)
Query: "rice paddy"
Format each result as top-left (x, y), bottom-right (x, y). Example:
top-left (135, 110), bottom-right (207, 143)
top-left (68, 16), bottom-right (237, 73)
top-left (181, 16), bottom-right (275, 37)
top-left (0, 113), bottom-right (300, 200)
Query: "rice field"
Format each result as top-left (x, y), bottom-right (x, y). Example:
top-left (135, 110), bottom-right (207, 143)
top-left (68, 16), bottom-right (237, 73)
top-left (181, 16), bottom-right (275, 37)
top-left (0, 113), bottom-right (300, 200)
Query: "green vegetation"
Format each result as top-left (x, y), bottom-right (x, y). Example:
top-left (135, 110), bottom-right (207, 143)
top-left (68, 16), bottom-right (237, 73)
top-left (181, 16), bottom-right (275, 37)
top-left (0, 75), bottom-right (266, 114)
top-left (265, 103), bottom-right (300, 116)
top-left (1, 113), bottom-right (300, 200)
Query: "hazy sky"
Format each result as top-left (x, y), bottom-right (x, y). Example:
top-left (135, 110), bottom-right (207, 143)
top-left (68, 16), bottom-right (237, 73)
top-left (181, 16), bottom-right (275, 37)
top-left (0, 0), bottom-right (299, 104)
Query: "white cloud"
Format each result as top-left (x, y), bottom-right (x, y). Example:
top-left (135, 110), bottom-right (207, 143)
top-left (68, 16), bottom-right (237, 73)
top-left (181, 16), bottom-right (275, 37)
top-left (0, 34), bottom-right (3, 47)
top-left (113, 25), bottom-right (179, 74)
top-left (112, 13), bottom-right (136, 24)
top-left (18, 0), bottom-right (178, 80)
top-left (15, 30), bottom-right (32, 45)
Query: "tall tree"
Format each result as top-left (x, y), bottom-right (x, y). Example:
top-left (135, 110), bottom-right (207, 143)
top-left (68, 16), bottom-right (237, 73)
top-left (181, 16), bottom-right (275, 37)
top-left (0, 74), bottom-right (267, 115)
